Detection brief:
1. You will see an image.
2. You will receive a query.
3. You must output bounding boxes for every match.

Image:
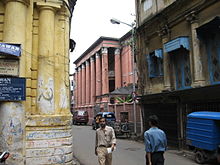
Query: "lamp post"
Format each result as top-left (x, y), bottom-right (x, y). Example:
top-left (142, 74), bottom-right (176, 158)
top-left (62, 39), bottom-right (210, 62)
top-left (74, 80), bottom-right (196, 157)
top-left (110, 18), bottom-right (137, 135)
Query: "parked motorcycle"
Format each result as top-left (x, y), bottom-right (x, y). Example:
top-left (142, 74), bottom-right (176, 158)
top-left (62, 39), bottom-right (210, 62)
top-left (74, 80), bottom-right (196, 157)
top-left (114, 121), bottom-right (131, 138)
top-left (0, 151), bottom-right (10, 164)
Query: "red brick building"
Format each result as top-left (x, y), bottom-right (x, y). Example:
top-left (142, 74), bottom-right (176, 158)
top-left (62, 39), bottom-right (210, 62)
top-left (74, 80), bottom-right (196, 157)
top-left (73, 32), bottom-right (142, 134)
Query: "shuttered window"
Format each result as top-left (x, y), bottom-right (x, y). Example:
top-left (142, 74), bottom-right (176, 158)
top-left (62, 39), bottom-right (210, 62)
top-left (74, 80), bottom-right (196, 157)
top-left (146, 49), bottom-right (163, 78)
top-left (172, 49), bottom-right (191, 89)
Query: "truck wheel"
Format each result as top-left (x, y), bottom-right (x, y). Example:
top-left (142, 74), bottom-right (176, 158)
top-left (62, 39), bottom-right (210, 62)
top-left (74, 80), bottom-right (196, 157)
top-left (195, 151), bottom-right (205, 164)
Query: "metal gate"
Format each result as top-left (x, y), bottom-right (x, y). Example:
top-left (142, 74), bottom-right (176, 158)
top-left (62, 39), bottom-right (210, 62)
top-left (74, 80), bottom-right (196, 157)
top-left (143, 103), bottom-right (178, 147)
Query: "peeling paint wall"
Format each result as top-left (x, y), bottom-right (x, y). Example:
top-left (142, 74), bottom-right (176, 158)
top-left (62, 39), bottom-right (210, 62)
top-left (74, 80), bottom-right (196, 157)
top-left (25, 115), bottom-right (73, 165)
top-left (37, 77), bottom-right (55, 114)
top-left (0, 102), bottom-right (24, 164)
top-left (136, 0), bottom-right (220, 94)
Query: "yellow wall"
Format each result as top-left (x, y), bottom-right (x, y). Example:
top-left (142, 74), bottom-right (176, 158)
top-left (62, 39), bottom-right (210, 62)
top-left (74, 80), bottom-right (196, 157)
top-left (0, 0), bottom-right (73, 164)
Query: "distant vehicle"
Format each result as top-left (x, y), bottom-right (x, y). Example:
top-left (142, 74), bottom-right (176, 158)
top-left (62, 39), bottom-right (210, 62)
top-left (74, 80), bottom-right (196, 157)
top-left (72, 110), bottom-right (89, 125)
top-left (92, 112), bottom-right (116, 130)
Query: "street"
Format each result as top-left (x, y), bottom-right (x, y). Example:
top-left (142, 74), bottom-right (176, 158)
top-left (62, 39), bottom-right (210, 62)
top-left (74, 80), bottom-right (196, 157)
top-left (72, 125), bottom-right (199, 165)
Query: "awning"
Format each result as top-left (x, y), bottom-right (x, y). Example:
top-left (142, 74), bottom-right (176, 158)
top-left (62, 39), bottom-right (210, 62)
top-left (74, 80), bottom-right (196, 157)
top-left (0, 43), bottom-right (21, 57)
top-left (97, 85), bottom-right (135, 98)
top-left (109, 85), bottom-right (133, 96)
top-left (164, 36), bottom-right (190, 53)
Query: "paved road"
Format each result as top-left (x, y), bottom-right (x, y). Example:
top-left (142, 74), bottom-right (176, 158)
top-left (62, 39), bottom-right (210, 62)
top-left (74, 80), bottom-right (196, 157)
top-left (72, 125), bottom-right (199, 165)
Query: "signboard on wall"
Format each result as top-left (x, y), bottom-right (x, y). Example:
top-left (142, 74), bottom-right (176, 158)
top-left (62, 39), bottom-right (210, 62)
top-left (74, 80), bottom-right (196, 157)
top-left (0, 43), bottom-right (21, 57)
top-left (0, 77), bottom-right (26, 101)
top-left (0, 59), bottom-right (19, 76)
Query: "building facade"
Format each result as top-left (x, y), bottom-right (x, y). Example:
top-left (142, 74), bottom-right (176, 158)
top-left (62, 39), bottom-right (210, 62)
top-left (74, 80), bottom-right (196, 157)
top-left (73, 34), bottom-right (142, 134)
top-left (0, 0), bottom-right (76, 164)
top-left (135, 0), bottom-right (220, 149)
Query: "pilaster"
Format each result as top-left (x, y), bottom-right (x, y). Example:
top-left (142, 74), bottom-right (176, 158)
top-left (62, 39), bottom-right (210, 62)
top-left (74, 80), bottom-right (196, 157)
top-left (54, 8), bottom-right (70, 115)
top-left (159, 25), bottom-right (172, 91)
top-left (186, 11), bottom-right (205, 87)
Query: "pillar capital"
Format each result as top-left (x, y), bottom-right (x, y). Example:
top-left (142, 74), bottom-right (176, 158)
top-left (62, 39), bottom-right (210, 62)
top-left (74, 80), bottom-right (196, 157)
top-left (158, 25), bottom-right (170, 37)
top-left (90, 56), bottom-right (95, 62)
top-left (96, 53), bottom-right (100, 59)
top-left (3, 0), bottom-right (30, 6)
top-left (78, 66), bottom-right (81, 71)
top-left (57, 8), bottom-right (71, 21)
top-left (101, 47), bottom-right (108, 54)
top-left (36, 1), bottom-right (61, 12)
top-left (185, 11), bottom-right (198, 24)
top-left (81, 63), bottom-right (85, 69)
top-left (85, 60), bottom-right (90, 66)
top-left (114, 48), bottom-right (121, 55)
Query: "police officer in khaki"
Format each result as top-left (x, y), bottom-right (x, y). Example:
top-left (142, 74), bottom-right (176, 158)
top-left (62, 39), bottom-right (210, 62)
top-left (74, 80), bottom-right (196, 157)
top-left (95, 117), bottom-right (116, 165)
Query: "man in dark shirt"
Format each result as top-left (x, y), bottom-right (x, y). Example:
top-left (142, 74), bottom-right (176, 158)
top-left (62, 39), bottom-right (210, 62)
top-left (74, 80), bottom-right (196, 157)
top-left (144, 115), bottom-right (167, 165)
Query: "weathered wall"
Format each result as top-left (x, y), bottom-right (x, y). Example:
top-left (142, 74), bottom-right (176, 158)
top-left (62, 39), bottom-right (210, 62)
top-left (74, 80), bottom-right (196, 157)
top-left (0, 102), bottom-right (24, 164)
top-left (25, 116), bottom-right (73, 165)
top-left (137, 0), bottom-right (220, 95)
top-left (138, 0), bottom-right (176, 25)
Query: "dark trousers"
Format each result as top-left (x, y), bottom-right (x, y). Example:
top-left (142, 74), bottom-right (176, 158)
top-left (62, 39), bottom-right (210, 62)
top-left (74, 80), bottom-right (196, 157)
top-left (146, 152), bottom-right (164, 165)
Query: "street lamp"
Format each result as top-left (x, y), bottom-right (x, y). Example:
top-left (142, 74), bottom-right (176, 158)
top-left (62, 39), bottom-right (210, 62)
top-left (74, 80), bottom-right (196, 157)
top-left (110, 18), bottom-right (137, 135)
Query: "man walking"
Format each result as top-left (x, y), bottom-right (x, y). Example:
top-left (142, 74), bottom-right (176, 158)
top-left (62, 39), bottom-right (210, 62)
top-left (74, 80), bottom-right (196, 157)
top-left (144, 115), bottom-right (167, 165)
top-left (95, 117), bottom-right (116, 165)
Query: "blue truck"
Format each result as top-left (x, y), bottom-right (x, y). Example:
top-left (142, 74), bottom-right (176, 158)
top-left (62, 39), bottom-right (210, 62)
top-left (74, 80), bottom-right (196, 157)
top-left (186, 111), bottom-right (220, 164)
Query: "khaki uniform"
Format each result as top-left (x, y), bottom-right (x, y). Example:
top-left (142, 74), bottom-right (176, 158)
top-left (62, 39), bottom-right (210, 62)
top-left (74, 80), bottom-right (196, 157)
top-left (95, 126), bottom-right (116, 165)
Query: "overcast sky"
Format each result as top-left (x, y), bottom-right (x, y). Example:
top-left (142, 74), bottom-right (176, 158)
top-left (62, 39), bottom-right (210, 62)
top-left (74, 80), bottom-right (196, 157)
top-left (70, 0), bottom-right (135, 74)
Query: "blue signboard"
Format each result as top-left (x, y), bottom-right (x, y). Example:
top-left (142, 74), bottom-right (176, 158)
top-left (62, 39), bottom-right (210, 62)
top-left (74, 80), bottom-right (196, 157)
top-left (0, 77), bottom-right (26, 101)
top-left (0, 43), bottom-right (21, 57)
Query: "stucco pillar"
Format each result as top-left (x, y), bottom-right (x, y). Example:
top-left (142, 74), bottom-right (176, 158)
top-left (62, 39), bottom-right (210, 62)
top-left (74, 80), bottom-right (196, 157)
top-left (37, 3), bottom-right (60, 115)
top-left (1, 0), bottom-right (28, 164)
top-left (186, 13), bottom-right (205, 87)
top-left (55, 9), bottom-right (70, 114)
top-left (101, 47), bottom-right (109, 102)
top-left (115, 48), bottom-right (122, 89)
top-left (90, 56), bottom-right (96, 104)
top-left (95, 53), bottom-right (102, 103)
top-left (81, 63), bottom-right (86, 106)
top-left (162, 36), bottom-right (172, 90)
top-left (3, 0), bottom-right (27, 77)
top-left (78, 66), bottom-right (82, 106)
top-left (85, 60), bottom-right (91, 105)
